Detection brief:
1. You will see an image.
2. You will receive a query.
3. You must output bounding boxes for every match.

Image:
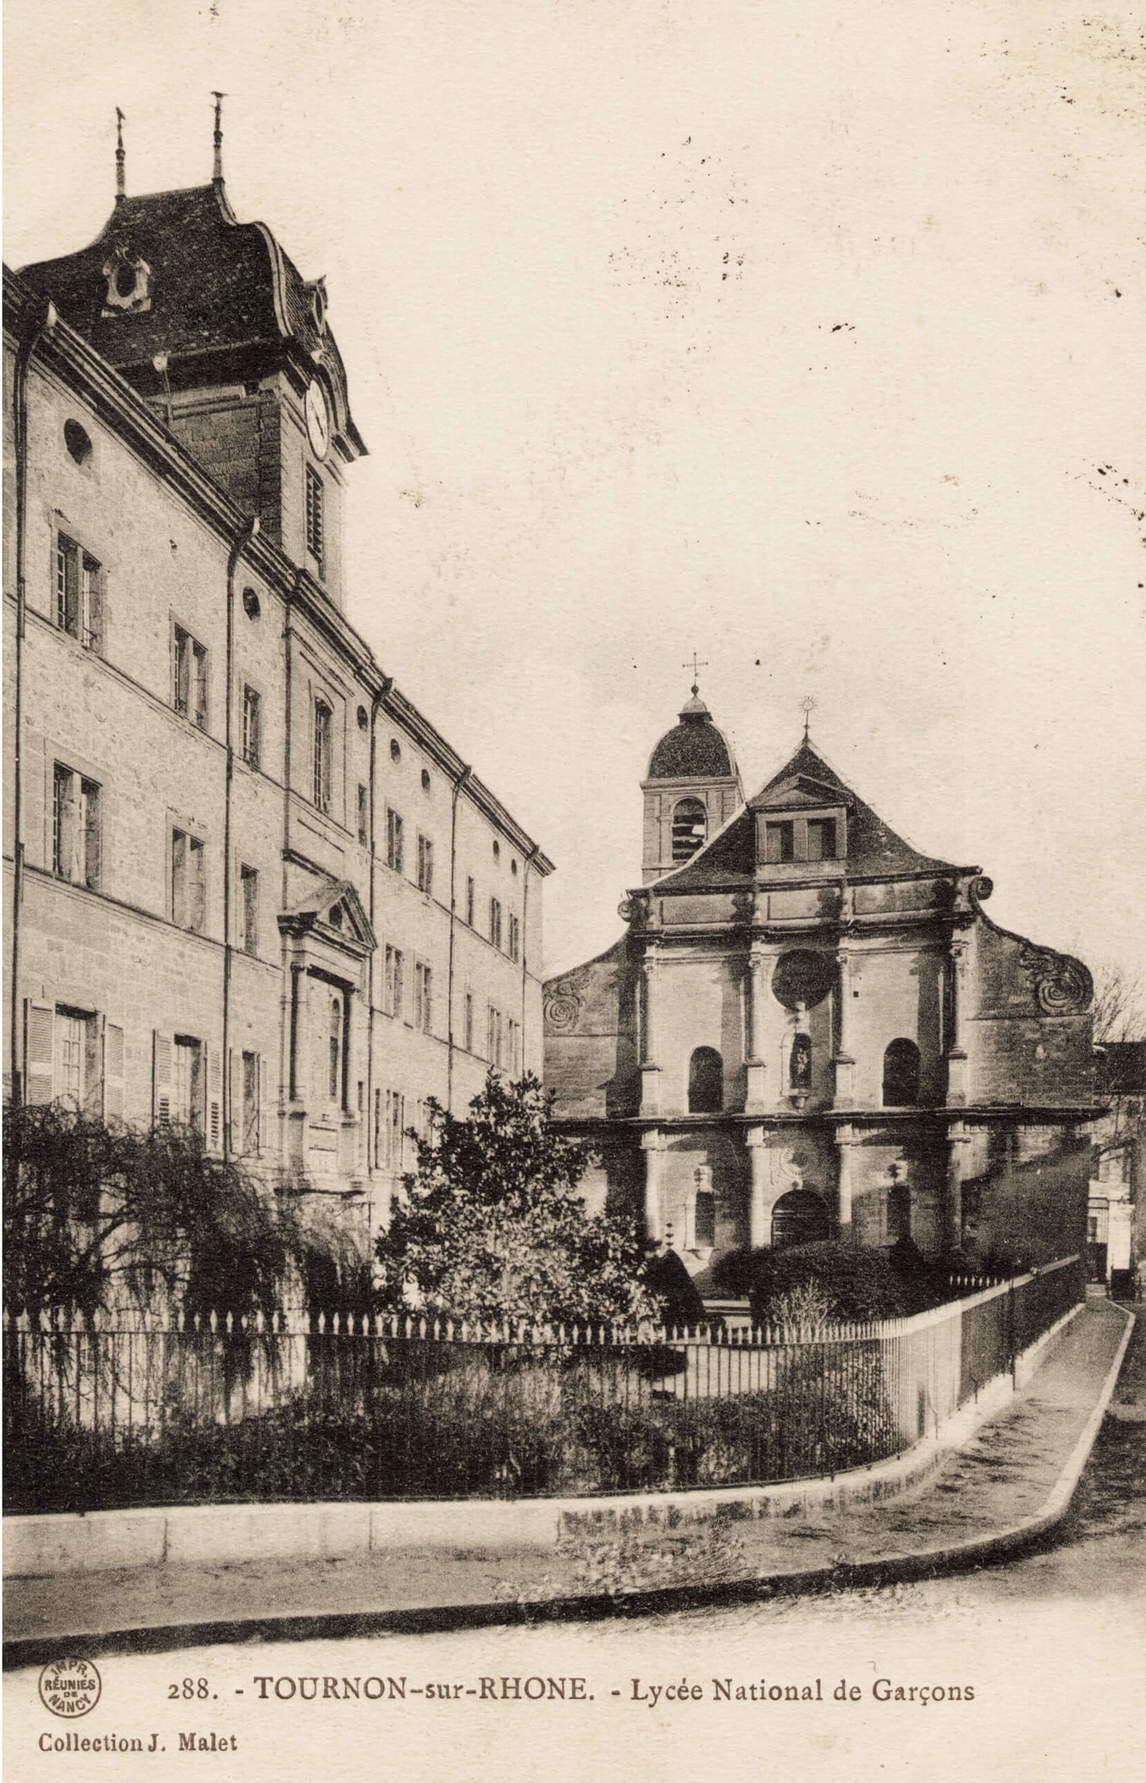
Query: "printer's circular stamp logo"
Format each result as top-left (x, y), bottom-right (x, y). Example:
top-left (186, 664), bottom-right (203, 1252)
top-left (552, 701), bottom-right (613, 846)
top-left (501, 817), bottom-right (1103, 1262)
top-left (38, 1657), bottom-right (102, 1718)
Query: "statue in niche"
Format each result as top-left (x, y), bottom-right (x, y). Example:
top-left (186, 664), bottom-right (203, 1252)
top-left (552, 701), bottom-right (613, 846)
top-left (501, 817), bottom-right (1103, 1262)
top-left (789, 1031), bottom-right (812, 1091)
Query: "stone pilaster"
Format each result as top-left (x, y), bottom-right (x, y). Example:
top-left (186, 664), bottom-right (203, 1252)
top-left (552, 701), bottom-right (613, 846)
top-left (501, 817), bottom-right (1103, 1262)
top-left (832, 948), bottom-right (856, 1106)
top-left (834, 1122), bottom-right (857, 1243)
top-left (639, 946), bottom-right (662, 1116)
top-left (945, 939), bottom-right (969, 1106)
top-left (945, 1122), bottom-right (969, 1250)
top-left (640, 1127), bottom-right (665, 1242)
top-left (744, 950), bottom-right (768, 1112)
top-left (745, 1126), bottom-right (771, 1250)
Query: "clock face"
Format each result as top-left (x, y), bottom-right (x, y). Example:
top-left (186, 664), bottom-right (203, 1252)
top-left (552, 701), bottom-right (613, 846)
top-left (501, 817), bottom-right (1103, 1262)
top-left (305, 379), bottom-right (330, 459)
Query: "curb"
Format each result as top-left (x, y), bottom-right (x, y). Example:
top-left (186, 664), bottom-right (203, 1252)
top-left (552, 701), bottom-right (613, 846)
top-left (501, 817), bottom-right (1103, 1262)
top-left (4, 1305), bottom-right (1133, 1670)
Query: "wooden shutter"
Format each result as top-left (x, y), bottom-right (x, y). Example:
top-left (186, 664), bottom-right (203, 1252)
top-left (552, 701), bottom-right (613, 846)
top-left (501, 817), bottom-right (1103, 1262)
top-left (85, 556), bottom-right (103, 653)
top-left (207, 1044), bottom-right (223, 1151)
top-left (82, 782), bottom-right (101, 889)
top-left (152, 1030), bottom-right (172, 1125)
top-left (229, 1047), bottom-right (242, 1153)
top-left (171, 830), bottom-right (186, 925)
top-left (190, 841), bottom-right (206, 933)
top-left (104, 1021), bottom-right (125, 1120)
top-left (24, 1000), bottom-right (55, 1105)
top-left (61, 537), bottom-right (79, 633)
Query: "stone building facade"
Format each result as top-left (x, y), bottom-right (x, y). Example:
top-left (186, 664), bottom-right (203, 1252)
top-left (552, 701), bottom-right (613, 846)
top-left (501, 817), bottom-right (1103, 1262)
top-left (544, 689), bottom-right (1097, 1279)
top-left (4, 148), bottom-right (551, 1246)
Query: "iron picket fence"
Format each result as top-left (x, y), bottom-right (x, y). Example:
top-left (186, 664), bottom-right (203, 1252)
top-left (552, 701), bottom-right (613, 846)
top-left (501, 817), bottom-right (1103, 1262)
top-left (3, 1256), bottom-right (1083, 1513)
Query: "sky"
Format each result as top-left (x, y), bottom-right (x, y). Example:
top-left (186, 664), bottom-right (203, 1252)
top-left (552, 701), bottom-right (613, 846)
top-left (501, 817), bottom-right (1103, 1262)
top-left (5, 0), bottom-right (1144, 987)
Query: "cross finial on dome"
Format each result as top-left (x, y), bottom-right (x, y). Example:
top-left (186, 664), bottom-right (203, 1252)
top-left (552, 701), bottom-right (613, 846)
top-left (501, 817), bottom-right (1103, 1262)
top-left (801, 695), bottom-right (816, 742)
top-left (114, 108), bottom-right (126, 203)
top-left (682, 652), bottom-right (709, 697)
top-left (212, 92), bottom-right (226, 185)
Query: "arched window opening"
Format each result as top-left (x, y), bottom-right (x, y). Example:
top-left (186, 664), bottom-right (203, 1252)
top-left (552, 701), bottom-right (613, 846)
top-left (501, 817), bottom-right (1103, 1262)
top-left (789, 1032), bottom-right (812, 1091)
top-left (694, 1189), bottom-right (716, 1250)
top-left (671, 797), bottom-right (707, 863)
top-left (882, 1038), bottom-right (921, 1107)
top-left (688, 1046), bottom-right (723, 1113)
top-left (771, 1188), bottom-right (830, 1251)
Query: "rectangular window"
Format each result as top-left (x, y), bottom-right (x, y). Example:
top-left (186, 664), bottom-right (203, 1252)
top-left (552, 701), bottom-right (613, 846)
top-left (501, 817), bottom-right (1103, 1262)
top-left (357, 782), bottom-right (369, 847)
top-left (807, 818), bottom-right (837, 861)
top-left (241, 686), bottom-right (261, 770)
top-left (465, 875), bottom-right (475, 926)
top-left (240, 863), bottom-right (258, 955)
top-left (172, 1035), bottom-right (203, 1129)
top-left (52, 765), bottom-right (101, 889)
top-left (414, 961), bottom-right (433, 1035)
top-left (386, 1089), bottom-right (406, 1169)
top-left (464, 991), bottom-right (474, 1053)
top-left (416, 832), bottom-right (434, 896)
top-left (765, 820), bottom-right (795, 864)
top-left (306, 465), bottom-right (324, 566)
top-left (508, 1018), bottom-right (521, 1075)
top-left (53, 1006), bottom-right (101, 1114)
top-left (172, 625), bottom-right (208, 729)
top-left (507, 913), bottom-right (520, 962)
top-left (386, 807), bottom-right (404, 873)
top-left (313, 699), bottom-right (333, 813)
top-left (171, 827), bottom-right (206, 932)
top-left (487, 1004), bottom-right (504, 1068)
top-left (489, 896), bottom-right (502, 950)
top-left (241, 1050), bottom-right (260, 1154)
top-left (55, 534), bottom-right (103, 652)
top-left (384, 944), bottom-right (404, 1018)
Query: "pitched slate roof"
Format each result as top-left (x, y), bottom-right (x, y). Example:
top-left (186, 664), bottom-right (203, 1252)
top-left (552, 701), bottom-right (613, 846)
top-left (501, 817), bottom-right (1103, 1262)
top-left (651, 739), bottom-right (962, 889)
top-left (18, 182), bottom-right (363, 453)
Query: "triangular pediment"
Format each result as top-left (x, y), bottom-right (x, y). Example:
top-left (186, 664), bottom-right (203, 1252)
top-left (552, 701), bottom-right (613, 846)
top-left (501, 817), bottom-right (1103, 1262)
top-left (278, 878), bottom-right (376, 953)
top-left (749, 773), bottom-right (848, 812)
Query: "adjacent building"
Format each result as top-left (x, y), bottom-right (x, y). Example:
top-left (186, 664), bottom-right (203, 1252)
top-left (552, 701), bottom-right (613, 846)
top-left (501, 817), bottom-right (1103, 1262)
top-left (544, 687), bottom-right (1097, 1280)
top-left (4, 134), bottom-right (551, 1246)
top-left (1088, 1042), bottom-right (1145, 1297)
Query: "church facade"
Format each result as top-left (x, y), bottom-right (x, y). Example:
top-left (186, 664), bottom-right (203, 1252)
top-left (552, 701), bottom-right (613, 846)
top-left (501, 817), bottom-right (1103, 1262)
top-left (544, 690), bottom-right (1097, 1279)
top-left (4, 124), bottom-right (551, 1246)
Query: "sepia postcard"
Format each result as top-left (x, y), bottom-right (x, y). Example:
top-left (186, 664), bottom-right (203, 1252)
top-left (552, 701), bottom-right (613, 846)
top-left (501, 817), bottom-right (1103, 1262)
top-left (4, 3), bottom-right (1144, 1780)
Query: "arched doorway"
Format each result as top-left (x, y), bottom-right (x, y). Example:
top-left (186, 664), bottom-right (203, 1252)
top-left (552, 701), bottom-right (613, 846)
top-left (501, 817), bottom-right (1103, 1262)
top-left (770, 1187), bottom-right (830, 1251)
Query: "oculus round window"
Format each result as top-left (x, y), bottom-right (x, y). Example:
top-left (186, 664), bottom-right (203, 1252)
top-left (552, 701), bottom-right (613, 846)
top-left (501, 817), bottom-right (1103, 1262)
top-left (241, 587), bottom-right (260, 620)
top-left (771, 949), bottom-right (835, 1011)
top-left (64, 419), bottom-right (92, 466)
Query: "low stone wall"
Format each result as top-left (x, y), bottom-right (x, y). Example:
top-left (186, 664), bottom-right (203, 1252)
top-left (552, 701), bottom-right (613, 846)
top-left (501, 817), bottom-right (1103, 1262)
top-left (2, 1303), bottom-right (1079, 1580)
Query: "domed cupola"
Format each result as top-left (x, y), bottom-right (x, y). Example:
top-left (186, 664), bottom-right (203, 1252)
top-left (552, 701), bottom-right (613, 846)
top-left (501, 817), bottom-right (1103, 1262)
top-left (641, 683), bottom-right (742, 883)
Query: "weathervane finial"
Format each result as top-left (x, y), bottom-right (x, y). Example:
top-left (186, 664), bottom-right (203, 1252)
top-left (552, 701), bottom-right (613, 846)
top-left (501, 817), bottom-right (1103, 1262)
top-left (801, 695), bottom-right (816, 742)
top-left (682, 652), bottom-right (709, 698)
top-left (212, 92), bottom-right (226, 184)
top-left (115, 108), bottom-right (126, 203)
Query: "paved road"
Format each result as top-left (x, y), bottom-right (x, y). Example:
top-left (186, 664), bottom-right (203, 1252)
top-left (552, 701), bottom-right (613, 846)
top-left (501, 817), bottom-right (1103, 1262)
top-left (9, 1312), bottom-right (1143, 1783)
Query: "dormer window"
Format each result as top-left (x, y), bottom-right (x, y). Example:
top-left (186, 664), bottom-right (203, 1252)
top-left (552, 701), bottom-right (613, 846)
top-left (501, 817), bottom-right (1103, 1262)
top-left (765, 820), bottom-right (795, 864)
top-left (101, 248), bottom-right (152, 315)
top-left (807, 818), bottom-right (837, 861)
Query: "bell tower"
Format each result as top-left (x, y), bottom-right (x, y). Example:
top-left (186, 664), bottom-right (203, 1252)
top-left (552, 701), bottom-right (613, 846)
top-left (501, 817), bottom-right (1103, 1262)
top-left (640, 680), bottom-right (742, 882)
top-left (17, 99), bottom-right (367, 610)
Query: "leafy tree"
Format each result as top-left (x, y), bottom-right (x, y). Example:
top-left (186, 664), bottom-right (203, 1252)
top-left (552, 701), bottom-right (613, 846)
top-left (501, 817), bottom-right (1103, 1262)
top-left (373, 1073), bottom-right (662, 1326)
top-left (3, 1104), bottom-right (341, 1322)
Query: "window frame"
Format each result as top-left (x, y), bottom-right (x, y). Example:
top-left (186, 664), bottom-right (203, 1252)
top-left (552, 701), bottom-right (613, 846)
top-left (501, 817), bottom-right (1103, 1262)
top-left (416, 831), bottom-right (434, 896)
top-left (386, 806), bottom-right (404, 873)
top-left (171, 824), bottom-right (207, 932)
top-left (172, 623), bottom-right (209, 730)
top-left (239, 862), bottom-right (259, 956)
top-left (52, 762), bottom-right (101, 890)
top-left (54, 531), bottom-right (103, 653)
top-left (489, 896), bottom-right (503, 951)
top-left (241, 684), bottom-right (262, 770)
top-left (312, 697), bottom-right (333, 814)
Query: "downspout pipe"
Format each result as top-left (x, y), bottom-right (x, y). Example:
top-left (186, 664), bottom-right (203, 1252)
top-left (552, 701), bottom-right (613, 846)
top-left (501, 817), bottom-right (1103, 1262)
top-left (8, 300), bottom-right (56, 1105)
top-left (364, 676), bottom-right (393, 1191)
top-left (446, 762), bottom-right (473, 1111)
top-left (221, 514), bottom-right (259, 1157)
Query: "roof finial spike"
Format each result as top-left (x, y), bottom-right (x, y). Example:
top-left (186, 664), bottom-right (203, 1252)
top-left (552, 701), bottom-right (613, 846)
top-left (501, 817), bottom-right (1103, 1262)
top-left (682, 652), bottom-right (709, 699)
top-left (115, 107), bottom-right (126, 203)
top-left (212, 91), bottom-right (226, 184)
top-left (801, 694), bottom-right (816, 742)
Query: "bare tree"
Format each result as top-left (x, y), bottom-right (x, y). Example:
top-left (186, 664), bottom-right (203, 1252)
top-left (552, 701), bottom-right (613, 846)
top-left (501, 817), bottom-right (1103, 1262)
top-left (1091, 960), bottom-right (1146, 1044)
